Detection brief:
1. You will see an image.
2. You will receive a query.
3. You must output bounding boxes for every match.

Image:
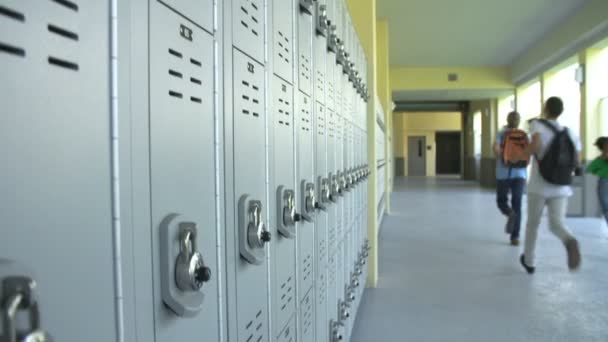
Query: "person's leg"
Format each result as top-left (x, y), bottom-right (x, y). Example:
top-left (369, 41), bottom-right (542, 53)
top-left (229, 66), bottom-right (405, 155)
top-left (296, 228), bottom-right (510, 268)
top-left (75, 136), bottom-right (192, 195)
top-left (546, 196), bottom-right (580, 270)
top-left (509, 178), bottom-right (525, 241)
top-left (598, 178), bottom-right (608, 225)
top-left (496, 180), bottom-right (511, 215)
top-left (523, 193), bottom-right (545, 267)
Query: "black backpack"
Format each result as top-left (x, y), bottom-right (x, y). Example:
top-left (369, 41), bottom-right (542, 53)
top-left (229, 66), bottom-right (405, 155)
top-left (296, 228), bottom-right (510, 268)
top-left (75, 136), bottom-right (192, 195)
top-left (536, 119), bottom-right (576, 185)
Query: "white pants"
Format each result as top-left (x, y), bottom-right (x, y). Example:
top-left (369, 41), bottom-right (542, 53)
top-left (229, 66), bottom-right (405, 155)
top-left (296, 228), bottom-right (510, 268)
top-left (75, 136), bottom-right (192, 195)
top-left (523, 194), bottom-right (575, 266)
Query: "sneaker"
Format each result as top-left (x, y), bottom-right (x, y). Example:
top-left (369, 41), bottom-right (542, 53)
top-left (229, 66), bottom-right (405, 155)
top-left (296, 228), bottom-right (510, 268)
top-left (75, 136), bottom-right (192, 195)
top-left (510, 239), bottom-right (520, 246)
top-left (565, 239), bottom-right (581, 271)
top-left (520, 254), bottom-right (535, 274)
top-left (505, 212), bottom-right (516, 234)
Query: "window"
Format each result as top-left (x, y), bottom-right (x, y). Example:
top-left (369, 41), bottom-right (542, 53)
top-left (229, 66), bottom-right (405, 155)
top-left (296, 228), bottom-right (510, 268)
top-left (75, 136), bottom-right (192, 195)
top-left (543, 63), bottom-right (581, 135)
top-left (516, 81), bottom-right (541, 127)
top-left (498, 95), bottom-right (515, 128)
top-left (601, 97), bottom-right (608, 136)
top-left (473, 111), bottom-right (482, 157)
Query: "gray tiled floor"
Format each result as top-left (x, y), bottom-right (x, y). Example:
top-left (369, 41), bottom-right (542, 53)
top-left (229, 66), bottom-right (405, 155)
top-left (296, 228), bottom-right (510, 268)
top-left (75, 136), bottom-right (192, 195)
top-left (351, 177), bottom-right (608, 342)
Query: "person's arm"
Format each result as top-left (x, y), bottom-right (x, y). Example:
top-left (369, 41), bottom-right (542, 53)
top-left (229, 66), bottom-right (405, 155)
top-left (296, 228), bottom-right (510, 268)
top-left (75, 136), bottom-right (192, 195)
top-left (493, 141), bottom-right (501, 157)
top-left (520, 132), bottom-right (541, 158)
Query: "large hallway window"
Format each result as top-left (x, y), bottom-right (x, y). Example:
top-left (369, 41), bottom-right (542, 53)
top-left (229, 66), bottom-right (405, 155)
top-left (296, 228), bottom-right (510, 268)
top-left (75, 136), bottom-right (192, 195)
top-left (517, 80), bottom-right (541, 127)
top-left (544, 62), bottom-right (581, 135)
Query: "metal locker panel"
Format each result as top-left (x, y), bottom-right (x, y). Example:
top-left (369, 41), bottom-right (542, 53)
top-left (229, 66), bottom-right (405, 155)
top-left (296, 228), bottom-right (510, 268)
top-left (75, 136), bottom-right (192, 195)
top-left (326, 110), bottom-right (337, 258)
top-left (313, 34), bottom-right (326, 105)
top-left (314, 103), bottom-right (328, 272)
top-left (233, 0), bottom-right (265, 64)
top-left (150, 2), bottom-right (219, 339)
top-left (325, 51), bottom-right (336, 112)
top-left (297, 11), bottom-right (312, 96)
top-left (0, 2), bottom-right (115, 340)
top-left (299, 289), bottom-right (315, 342)
top-left (296, 92), bottom-right (315, 299)
top-left (233, 48), bottom-right (270, 342)
top-left (327, 253), bottom-right (337, 322)
top-left (159, 0), bottom-right (213, 33)
top-left (273, 0), bottom-right (294, 84)
top-left (277, 316), bottom-right (297, 342)
top-left (315, 270), bottom-right (329, 342)
top-left (271, 76), bottom-right (297, 334)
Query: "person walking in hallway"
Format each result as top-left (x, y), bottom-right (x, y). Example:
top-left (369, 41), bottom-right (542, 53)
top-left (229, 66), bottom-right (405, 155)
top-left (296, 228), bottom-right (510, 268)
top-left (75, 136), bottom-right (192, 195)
top-left (517, 97), bottom-right (582, 274)
top-left (493, 111), bottom-right (528, 246)
top-left (586, 137), bottom-right (608, 225)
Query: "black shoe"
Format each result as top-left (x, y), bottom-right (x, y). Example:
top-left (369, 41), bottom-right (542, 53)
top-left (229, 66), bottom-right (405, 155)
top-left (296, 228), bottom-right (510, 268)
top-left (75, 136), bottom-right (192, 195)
top-left (520, 254), bottom-right (535, 274)
top-left (505, 212), bottom-right (516, 234)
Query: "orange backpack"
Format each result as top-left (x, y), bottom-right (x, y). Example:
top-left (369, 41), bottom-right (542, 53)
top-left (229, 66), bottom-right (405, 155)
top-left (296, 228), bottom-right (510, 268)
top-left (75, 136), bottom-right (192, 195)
top-left (502, 129), bottom-right (530, 168)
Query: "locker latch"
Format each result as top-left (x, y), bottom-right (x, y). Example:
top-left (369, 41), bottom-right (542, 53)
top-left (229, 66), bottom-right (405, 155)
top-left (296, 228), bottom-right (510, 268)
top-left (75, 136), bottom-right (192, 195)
top-left (315, 2), bottom-right (329, 36)
top-left (0, 275), bottom-right (52, 342)
top-left (175, 223), bottom-right (211, 292)
top-left (338, 172), bottom-right (346, 195)
top-left (248, 202), bottom-right (271, 249)
top-left (300, 182), bottom-right (315, 222)
top-left (336, 39), bottom-right (346, 66)
top-left (277, 187), bottom-right (298, 239)
top-left (327, 24), bottom-right (338, 53)
top-left (339, 300), bottom-right (351, 320)
top-left (330, 174), bottom-right (340, 202)
top-left (331, 320), bottom-right (345, 342)
top-left (299, 0), bottom-right (314, 15)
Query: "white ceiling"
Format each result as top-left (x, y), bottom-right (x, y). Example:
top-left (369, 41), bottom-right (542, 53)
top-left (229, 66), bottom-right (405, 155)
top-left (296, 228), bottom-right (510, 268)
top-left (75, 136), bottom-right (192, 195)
top-left (377, 0), bottom-right (589, 67)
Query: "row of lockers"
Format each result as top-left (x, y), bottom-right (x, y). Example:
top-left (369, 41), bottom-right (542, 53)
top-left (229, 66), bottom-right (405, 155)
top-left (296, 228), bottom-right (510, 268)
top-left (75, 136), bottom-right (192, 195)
top-left (0, 0), bottom-right (371, 341)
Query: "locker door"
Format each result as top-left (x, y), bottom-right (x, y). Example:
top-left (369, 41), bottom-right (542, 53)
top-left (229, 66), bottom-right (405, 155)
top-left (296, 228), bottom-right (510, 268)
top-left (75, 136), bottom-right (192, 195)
top-left (299, 289), bottom-right (315, 342)
top-left (233, 49), bottom-right (270, 342)
top-left (271, 76), bottom-right (297, 338)
top-left (234, 0), bottom-right (265, 64)
top-left (313, 29), bottom-right (326, 105)
top-left (296, 92), bottom-right (315, 299)
top-left (314, 102), bottom-right (329, 342)
top-left (149, 2), bottom-right (219, 340)
top-left (273, 0), bottom-right (294, 84)
top-left (297, 7), bottom-right (312, 96)
top-left (0, 2), bottom-right (115, 340)
top-left (326, 110), bottom-right (337, 258)
top-left (159, 0), bottom-right (213, 33)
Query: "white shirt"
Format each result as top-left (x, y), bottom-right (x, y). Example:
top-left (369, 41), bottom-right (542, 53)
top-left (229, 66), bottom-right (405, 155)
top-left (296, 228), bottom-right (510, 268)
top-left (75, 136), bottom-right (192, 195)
top-left (527, 119), bottom-right (581, 198)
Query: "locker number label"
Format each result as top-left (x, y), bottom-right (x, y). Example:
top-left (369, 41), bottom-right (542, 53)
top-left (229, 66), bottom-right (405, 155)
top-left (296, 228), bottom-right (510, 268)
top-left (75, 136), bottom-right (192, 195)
top-left (247, 62), bottom-right (255, 73)
top-left (180, 24), bottom-right (193, 42)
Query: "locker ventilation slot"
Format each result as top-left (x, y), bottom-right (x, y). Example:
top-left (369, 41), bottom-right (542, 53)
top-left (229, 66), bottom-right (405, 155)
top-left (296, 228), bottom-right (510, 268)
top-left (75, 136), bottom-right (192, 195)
top-left (166, 48), bottom-right (204, 105)
top-left (279, 276), bottom-right (294, 312)
top-left (51, 0), bottom-right (79, 11)
top-left (302, 295), bottom-right (314, 335)
top-left (279, 324), bottom-right (294, 342)
top-left (0, 5), bottom-right (25, 57)
top-left (0, 6), bottom-right (25, 21)
top-left (238, 66), bottom-right (263, 119)
top-left (48, 24), bottom-right (79, 41)
top-left (302, 254), bottom-right (313, 282)
top-left (48, 56), bottom-right (78, 71)
top-left (300, 55), bottom-right (310, 81)
top-left (277, 31), bottom-right (290, 64)
top-left (238, 0), bottom-right (262, 39)
top-left (318, 274), bottom-right (326, 305)
top-left (0, 42), bottom-right (25, 57)
top-left (245, 309), bottom-right (265, 342)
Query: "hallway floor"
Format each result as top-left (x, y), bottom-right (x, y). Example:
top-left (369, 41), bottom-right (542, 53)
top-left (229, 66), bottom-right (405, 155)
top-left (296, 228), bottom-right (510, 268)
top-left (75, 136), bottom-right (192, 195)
top-left (352, 177), bottom-right (608, 342)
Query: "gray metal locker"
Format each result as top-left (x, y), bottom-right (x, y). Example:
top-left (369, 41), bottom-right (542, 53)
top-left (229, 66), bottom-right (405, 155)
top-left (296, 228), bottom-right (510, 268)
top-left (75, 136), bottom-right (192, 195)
top-left (270, 76), bottom-right (297, 338)
top-left (297, 8), bottom-right (313, 96)
top-left (273, 0), bottom-right (294, 84)
top-left (232, 48), bottom-right (271, 342)
top-left (159, 0), bottom-right (213, 33)
top-left (326, 110), bottom-right (337, 259)
top-left (0, 2), bottom-right (116, 340)
top-left (233, 0), bottom-right (265, 63)
top-left (277, 317), bottom-right (297, 342)
top-left (314, 102), bottom-right (329, 342)
top-left (313, 6), bottom-right (327, 105)
top-left (149, 2), bottom-right (220, 340)
top-left (296, 92), bottom-right (315, 299)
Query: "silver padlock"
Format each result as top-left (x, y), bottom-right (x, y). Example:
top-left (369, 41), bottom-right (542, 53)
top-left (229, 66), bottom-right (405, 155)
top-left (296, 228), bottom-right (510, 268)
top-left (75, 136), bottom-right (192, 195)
top-left (321, 178), bottom-right (331, 203)
top-left (248, 202), bottom-right (271, 248)
top-left (175, 223), bottom-right (211, 292)
top-left (305, 183), bottom-right (316, 215)
top-left (331, 320), bottom-right (345, 342)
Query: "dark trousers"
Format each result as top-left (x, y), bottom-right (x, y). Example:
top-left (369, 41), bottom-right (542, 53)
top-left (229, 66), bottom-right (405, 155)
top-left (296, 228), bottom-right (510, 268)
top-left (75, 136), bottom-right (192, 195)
top-left (599, 178), bottom-right (608, 225)
top-left (496, 178), bottom-right (526, 239)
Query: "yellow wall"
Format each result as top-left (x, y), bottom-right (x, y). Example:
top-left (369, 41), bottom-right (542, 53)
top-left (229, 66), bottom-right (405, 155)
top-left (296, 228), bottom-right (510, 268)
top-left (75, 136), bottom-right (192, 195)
top-left (376, 21), bottom-right (390, 115)
top-left (397, 112), bottom-right (462, 176)
top-left (346, 0), bottom-right (379, 288)
top-left (391, 67), bottom-right (513, 91)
